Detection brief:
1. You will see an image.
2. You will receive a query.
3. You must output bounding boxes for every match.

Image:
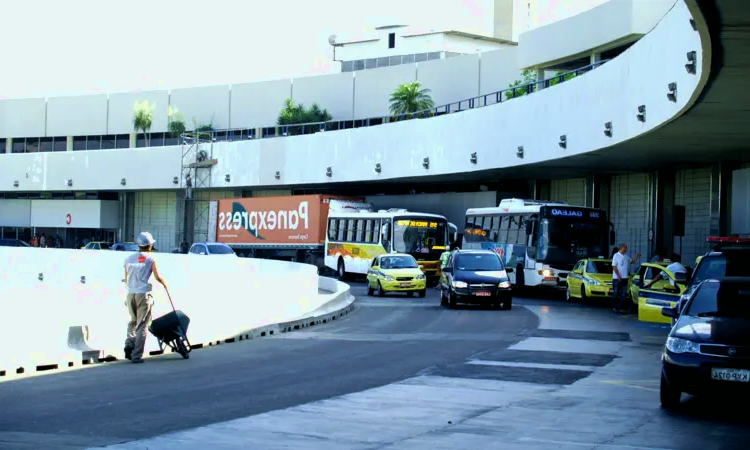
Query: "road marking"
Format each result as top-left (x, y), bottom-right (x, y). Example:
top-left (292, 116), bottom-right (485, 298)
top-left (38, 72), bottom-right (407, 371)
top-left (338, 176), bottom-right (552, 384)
top-left (599, 380), bottom-right (660, 392)
top-left (467, 360), bottom-right (597, 372)
top-left (509, 337), bottom-right (624, 355)
top-left (517, 437), bottom-right (675, 449)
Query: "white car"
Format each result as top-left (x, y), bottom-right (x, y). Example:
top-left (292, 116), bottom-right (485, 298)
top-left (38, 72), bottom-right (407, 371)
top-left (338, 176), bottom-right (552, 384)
top-left (188, 242), bottom-right (236, 256)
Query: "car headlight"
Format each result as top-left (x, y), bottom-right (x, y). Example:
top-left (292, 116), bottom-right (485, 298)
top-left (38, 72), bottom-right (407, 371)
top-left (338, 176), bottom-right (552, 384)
top-left (585, 278), bottom-right (601, 286)
top-left (384, 275), bottom-right (393, 281)
top-left (498, 281), bottom-right (511, 289)
top-left (665, 337), bottom-right (700, 354)
top-left (453, 281), bottom-right (468, 289)
top-left (417, 274), bottom-right (425, 280)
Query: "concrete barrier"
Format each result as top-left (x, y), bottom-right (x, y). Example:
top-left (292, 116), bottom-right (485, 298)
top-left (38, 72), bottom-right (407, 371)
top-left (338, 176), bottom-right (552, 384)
top-left (0, 248), bottom-right (331, 377)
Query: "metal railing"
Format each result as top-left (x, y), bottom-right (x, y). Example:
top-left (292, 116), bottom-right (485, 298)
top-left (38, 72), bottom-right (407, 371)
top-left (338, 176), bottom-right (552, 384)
top-left (180, 59), bottom-right (610, 142)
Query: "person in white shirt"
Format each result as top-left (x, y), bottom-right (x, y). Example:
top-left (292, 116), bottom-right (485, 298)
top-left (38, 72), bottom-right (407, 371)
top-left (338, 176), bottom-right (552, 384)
top-left (612, 243), bottom-right (641, 313)
top-left (645, 253), bottom-right (687, 289)
top-left (123, 232), bottom-right (168, 363)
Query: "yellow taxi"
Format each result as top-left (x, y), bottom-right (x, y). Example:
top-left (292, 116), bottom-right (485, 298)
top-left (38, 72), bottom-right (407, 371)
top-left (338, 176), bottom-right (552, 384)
top-left (630, 263), bottom-right (686, 323)
top-left (566, 258), bottom-right (614, 301)
top-left (628, 260), bottom-right (675, 306)
top-left (367, 253), bottom-right (427, 298)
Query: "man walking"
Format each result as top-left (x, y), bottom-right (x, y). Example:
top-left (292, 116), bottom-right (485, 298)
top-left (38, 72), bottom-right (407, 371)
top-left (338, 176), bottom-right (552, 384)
top-left (612, 243), bottom-right (640, 313)
top-left (123, 232), bottom-right (168, 363)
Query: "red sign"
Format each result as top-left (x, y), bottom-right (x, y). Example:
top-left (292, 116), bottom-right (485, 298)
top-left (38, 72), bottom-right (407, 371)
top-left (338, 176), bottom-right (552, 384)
top-left (66, 213), bottom-right (72, 225)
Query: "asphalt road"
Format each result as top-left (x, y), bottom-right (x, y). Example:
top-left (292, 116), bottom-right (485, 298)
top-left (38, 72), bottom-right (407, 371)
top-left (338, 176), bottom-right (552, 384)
top-left (1, 281), bottom-right (749, 449)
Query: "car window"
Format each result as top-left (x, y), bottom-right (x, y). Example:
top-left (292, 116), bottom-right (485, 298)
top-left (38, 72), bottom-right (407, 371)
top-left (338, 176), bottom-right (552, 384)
top-left (100, 243), bottom-right (111, 250)
top-left (691, 253), bottom-right (745, 287)
top-left (455, 253), bottom-right (503, 271)
top-left (685, 282), bottom-right (750, 318)
top-left (208, 244), bottom-right (234, 254)
top-left (381, 256), bottom-right (418, 269)
top-left (586, 261), bottom-right (611, 274)
top-left (371, 258), bottom-right (379, 268)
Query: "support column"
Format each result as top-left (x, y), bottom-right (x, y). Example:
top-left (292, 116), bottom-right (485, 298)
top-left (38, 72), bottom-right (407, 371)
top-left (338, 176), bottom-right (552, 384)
top-left (597, 175), bottom-right (611, 214)
top-left (125, 192), bottom-right (135, 242)
top-left (66, 136), bottom-right (73, 152)
top-left (655, 169), bottom-right (676, 255)
top-left (590, 50), bottom-right (602, 65)
top-left (585, 176), bottom-right (596, 208)
top-left (534, 179), bottom-right (551, 201)
top-left (719, 161), bottom-right (742, 236)
top-left (5, 137), bottom-right (11, 153)
top-left (536, 68), bottom-right (545, 90)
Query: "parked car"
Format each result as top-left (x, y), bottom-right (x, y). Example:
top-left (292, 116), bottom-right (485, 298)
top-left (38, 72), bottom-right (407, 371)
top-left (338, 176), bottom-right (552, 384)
top-left (83, 241), bottom-right (112, 250)
top-left (566, 258), bottom-right (614, 302)
top-left (440, 250), bottom-right (513, 309)
top-left (0, 238), bottom-right (31, 247)
top-left (366, 253), bottom-right (427, 297)
top-left (188, 242), bottom-right (236, 256)
top-left (659, 277), bottom-right (750, 410)
top-left (111, 242), bottom-right (139, 252)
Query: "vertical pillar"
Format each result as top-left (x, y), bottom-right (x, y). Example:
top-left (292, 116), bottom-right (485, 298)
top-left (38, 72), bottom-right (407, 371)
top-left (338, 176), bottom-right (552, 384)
top-left (590, 51), bottom-right (602, 65)
top-left (719, 161), bottom-right (741, 236)
top-left (5, 137), bottom-right (11, 153)
top-left (709, 163), bottom-right (722, 237)
top-left (125, 192), bottom-right (135, 242)
top-left (66, 136), bottom-right (73, 151)
top-left (534, 179), bottom-right (551, 201)
top-left (585, 176), bottom-right (596, 208)
top-left (536, 68), bottom-right (545, 90)
top-left (655, 169), bottom-right (676, 255)
top-left (129, 132), bottom-right (137, 149)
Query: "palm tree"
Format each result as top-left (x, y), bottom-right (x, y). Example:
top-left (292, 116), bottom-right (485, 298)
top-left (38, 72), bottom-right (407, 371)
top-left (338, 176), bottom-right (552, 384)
top-left (133, 100), bottom-right (155, 147)
top-left (168, 106), bottom-right (186, 139)
top-left (389, 82), bottom-right (435, 116)
top-left (277, 98), bottom-right (332, 134)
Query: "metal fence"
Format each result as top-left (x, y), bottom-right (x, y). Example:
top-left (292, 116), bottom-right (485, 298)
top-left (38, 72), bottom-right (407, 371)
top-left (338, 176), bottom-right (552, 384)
top-left (181, 60), bottom-right (610, 142)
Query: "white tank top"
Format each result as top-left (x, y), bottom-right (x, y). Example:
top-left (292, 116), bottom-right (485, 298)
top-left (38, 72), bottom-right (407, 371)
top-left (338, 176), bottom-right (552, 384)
top-left (124, 252), bottom-right (155, 294)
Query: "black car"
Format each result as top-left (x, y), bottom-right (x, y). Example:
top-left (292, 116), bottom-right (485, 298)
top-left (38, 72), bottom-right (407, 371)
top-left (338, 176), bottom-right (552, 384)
top-left (660, 277), bottom-right (750, 409)
top-left (440, 250), bottom-right (513, 309)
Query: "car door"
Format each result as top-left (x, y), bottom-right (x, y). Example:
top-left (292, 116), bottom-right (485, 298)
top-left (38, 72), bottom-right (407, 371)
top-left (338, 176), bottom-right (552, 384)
top-left (367, 256), bottom-right (380, 288)
top-left (635, 263), bottom-right (683, 323)
top-left (567, 260), bottom-right (584, 293)
top-left (441, 254), bottom-right (454, 291)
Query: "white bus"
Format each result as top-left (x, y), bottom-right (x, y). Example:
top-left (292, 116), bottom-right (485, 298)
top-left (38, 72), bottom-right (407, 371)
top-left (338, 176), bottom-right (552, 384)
top-left (463, 198), bottom-right (614, 289)
top-left (325, 208), bottom-right (458, 283)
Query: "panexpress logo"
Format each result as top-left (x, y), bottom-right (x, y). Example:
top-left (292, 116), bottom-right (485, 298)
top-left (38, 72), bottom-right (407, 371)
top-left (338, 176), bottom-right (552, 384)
top-left (219, 201), bottom-right (309, 239)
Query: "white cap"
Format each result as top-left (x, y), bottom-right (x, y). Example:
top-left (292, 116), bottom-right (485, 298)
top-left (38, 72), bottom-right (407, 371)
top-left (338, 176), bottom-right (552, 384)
top-left (136, 232), bottom-right (156, 247)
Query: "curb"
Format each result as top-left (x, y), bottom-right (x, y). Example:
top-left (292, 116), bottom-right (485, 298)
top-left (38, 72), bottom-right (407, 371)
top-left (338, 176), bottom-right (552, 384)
top-left (0, 289), bottom-right (356, 380)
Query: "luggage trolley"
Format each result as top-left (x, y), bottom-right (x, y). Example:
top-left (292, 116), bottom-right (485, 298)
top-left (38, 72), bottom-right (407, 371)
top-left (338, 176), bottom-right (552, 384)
top-left (148, 290), bottom-right (192, 359)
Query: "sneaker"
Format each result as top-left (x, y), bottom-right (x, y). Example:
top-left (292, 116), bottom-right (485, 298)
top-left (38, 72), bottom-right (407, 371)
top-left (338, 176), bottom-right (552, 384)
top-left (131, 358), bottom-right (144, 364)
top-left (124, 348), bottom-right (133, 360)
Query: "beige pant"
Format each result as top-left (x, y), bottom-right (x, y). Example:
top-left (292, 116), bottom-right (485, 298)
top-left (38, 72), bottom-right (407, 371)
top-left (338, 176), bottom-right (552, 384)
top-left (124, 293), bottom-right (153, 361)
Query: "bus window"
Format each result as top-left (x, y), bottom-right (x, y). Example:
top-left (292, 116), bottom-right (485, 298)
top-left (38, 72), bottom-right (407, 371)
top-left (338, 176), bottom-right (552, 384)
top-left (465, 216), bottom-right (476, 231)
top-left (337, 219), bottom-right (347, 241)
top-left (519, 214), bottom-right (529, 245)
top-left (356, 219), bottom-right (365, 242)
top-left (347, 219), bottom-right (356, 241)
top-left (489, 216), bottom-right (501, 242)
top-left (374, 220), bottom-right (381, 244)
top-left (328, 219), bottom-right (338, 240)
top-left (365, 220), bottom-right (374, 243)
top-left (508, 216), bottom-right (520, 244)
top-left (498, 216), bottom-right (510, 244)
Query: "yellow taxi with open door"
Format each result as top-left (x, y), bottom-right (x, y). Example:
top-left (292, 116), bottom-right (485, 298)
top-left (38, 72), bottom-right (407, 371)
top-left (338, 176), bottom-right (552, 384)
top-left (631, 263), bottom-right (686, 323)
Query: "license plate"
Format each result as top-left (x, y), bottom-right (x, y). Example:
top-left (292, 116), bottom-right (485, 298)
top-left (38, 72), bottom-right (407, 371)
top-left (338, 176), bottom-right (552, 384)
top-left (474, 291), bottom-right (491, 297)
top-left (543, 276), bottom-right (556, 281)
top-left (400, 282), bottom-right (411, 287)
top-left (711, 368), bottom-right (750, 383)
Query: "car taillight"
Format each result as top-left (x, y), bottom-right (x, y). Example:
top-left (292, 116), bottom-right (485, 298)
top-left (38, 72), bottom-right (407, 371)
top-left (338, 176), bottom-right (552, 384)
top-left (706, 236), bottom-right (750, 243)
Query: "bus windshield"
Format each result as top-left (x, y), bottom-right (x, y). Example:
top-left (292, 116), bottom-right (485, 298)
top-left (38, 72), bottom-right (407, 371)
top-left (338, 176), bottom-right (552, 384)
top-left (393, 218), bottom-right (448, 255)
top-left (540, 218), bottom-right (606, 266)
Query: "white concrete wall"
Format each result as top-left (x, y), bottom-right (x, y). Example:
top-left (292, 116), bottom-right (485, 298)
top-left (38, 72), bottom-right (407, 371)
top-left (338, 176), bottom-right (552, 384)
top-left (293, 72), bottom-right (355, 121)
top-left (0, 248), bottom-right (318, 371)
top-left (479, 47), bottom-right (521, 102)
top-left (417, 53), bottom-right (481, 107)
top-left (0, 0), bottom-right (702, 195)
top-left (170, 85), bottom-right (230, 130)
top-left (47, 94), bottom-right (108, 137)
top-left (231, 80), bottom-right (292, 129)
top-left (108, 90), bottom-right (170, 135)
top-left (518, 0), bottom-right (675, 68)
top-left (29, 200), bottom-right (119, 228)
top-left (0, 199), bottom-right (32, 227)
top-left (0, 98), bottom-right (46, 138)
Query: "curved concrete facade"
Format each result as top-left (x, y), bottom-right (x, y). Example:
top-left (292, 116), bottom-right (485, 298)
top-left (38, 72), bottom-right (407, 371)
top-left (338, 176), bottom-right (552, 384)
top-left (0, 0), bottom-right (709, 193)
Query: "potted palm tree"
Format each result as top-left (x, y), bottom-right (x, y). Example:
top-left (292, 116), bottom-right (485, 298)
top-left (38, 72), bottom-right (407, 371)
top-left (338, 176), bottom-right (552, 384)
top-left (168, 106), bottom-right (186, 139)
top-left (133, 100), bottom-right (155, 147)
top-left (388, 82), bottom-right (435, 121)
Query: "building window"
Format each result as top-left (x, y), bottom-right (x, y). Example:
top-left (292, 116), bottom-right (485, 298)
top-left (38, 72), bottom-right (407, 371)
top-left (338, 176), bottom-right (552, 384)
top-left (40, 137), bottom-right (53, 152)
top-left (341, 61), bottom-right (353, 72)
top-left (149, 132), bottom-right (165, 147)
top-left (73, 136), bottom-right (87, 151)
top-left (25, 138), bottom-right (40, 153)
top-left (415, 53), bottom-right (428, 62)
top-left (87, 136), bottom-right (101, 150)
top-left (0, 138), bottom-right (5, 153)
top-left (428, 52), bottom-right (441, 60)
top-left (12, 139), bottom-right (25, 153)
top-left (365, 58), bottom-right (376, 69)
top-left (102, 135), bottom-right (116, 149)
top-left (388, 33), bottom-right (395, 49)
top-left (116, 134), bottom-right (130, 149)
top-left (377, 57), bottom-right (389, 68)
top-left (165, 135), bottom-right (179, 146)
top-left (389, 55), bottom-right (402, 66)
top-left (402, 54), bottom-right (415, 64)
top-left (52, 137), bottom-right (67, 152)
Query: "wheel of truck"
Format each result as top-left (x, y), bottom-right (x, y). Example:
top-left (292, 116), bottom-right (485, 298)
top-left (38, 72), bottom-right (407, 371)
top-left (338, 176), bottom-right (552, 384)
top-left (176, 340), bottom-right (190, 359)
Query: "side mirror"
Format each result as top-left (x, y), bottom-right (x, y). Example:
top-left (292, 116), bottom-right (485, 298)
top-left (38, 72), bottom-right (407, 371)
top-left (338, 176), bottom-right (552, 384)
top-left (506, 267), bottom-right (514, 273)
top-left (199, 251), bottom-right (207, 255)
top-left (661, 306), bottom-right (679, 319)
top-left (419, 265), bottom-right (424, 270)
top-left (573, 269), bottom-right (582, 275)
top-left (442, 267), bottom-right (452, 274)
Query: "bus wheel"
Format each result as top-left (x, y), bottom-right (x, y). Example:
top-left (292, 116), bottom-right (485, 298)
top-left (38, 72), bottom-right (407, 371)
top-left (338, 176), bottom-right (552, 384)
top-left (337, 259), bottom-right (347, 281)
top-left (514, 266), bottom-right (525, 290)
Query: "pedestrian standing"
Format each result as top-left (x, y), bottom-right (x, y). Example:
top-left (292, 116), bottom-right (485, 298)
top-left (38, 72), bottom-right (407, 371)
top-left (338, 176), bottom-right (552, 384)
top-left (123, 232), bottom-right (168, 363)
top-left (611, 243), bottom-right (640, 313)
